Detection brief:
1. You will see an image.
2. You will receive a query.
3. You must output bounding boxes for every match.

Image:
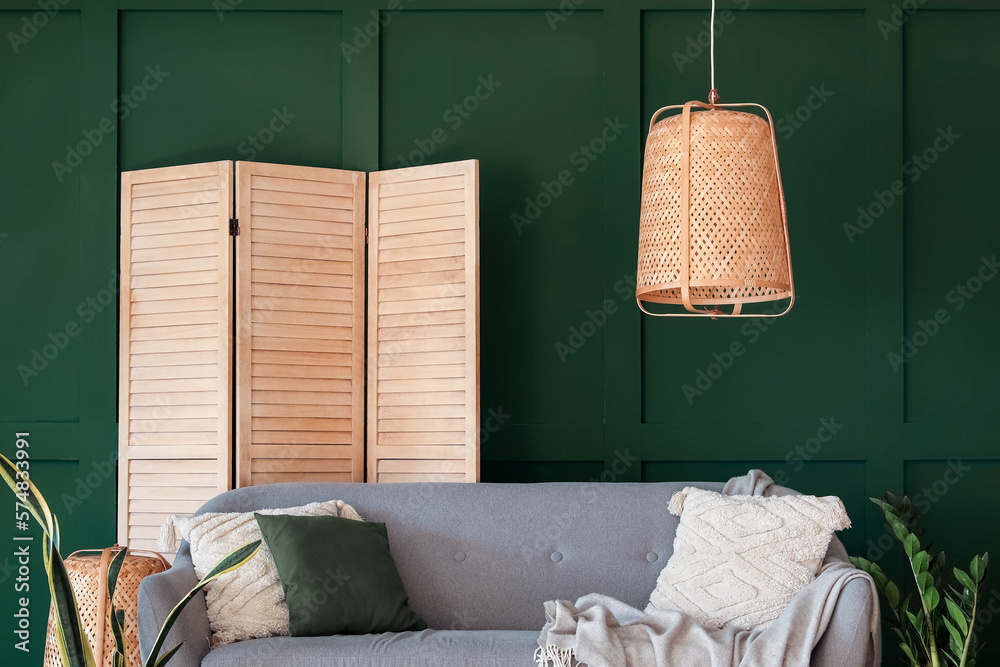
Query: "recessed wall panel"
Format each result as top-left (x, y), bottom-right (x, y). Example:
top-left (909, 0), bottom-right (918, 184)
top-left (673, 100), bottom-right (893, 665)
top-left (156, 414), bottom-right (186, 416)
top-left (903, 13), bottom-right (1000, 422)
top-left (119, 11), bottom-right (343, 171)
top-left (0, 12), bottom-right (81, 421)
top-left (379, 10), bottom-right (606, 430)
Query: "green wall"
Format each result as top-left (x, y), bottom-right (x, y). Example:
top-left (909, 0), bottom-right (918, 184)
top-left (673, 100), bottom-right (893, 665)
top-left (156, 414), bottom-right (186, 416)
top-left (1, 0), bottom-right (999, 663)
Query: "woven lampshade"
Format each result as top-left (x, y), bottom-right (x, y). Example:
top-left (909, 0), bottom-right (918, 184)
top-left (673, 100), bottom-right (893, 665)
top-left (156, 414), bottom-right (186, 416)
top-left (636, 100), bottom-right (794, 317)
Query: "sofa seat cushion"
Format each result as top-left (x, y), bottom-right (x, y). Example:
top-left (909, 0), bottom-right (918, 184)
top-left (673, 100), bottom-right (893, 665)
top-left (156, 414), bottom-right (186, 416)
top-left (200, 630), bottom-right (540, 667)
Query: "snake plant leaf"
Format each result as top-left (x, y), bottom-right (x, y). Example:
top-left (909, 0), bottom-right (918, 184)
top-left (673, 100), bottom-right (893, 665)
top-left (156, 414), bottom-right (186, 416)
top-left (0, 453), bottom-right (56, 542)
top-left (107, 548), bottom-right (127, 602)
top-left (145, 540), bottom-right (261, 667)
top-left (48, 537), bottom-right (98, 667)
top-left (106, 548), bottom-right (128, 663)
top-left (945, 597), bottom-right (969, 635)
top-left (109, 606), bottom-right (126, 667)
top-left (152, 643), bottom-right (183, 667)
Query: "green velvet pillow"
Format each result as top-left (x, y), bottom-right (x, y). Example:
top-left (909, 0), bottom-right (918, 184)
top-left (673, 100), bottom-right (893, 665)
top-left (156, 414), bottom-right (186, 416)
top-left (254, 513), bottom-right (427, 636)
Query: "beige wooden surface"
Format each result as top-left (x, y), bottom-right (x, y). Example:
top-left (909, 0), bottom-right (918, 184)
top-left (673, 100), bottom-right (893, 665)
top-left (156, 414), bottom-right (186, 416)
top-left (118, 161), bottom-right (233, 551)
top-left (235, 162), bottom-right (366, 486)
top-left (367, 160), bottom-right (480, 483)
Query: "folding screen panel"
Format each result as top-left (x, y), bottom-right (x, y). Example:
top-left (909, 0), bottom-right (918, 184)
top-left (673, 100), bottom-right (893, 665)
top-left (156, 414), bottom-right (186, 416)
top-left (235, 162), bottom-right (366, 486)
top-left (118, 160), bottom-right (234, 550)
top-left (368, 160), bottom-right (480, 482)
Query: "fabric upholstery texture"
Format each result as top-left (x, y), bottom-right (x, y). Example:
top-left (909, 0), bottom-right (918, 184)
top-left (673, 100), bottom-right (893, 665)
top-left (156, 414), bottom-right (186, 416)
top-left (200, 630), bottom-right (540, 667)
top-left (255, 513), bottom-right (426, 636)
top-left (137, 481), bottom-right (874, 667)
top-left (647, 486), bottom-right (851, 629)
top-left (173, 498), bottom-right (362, 644)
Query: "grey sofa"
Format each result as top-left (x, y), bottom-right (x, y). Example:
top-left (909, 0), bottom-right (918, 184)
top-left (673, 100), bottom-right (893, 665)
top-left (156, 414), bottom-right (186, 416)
top-left (138, 482), bottom-right (877, 667)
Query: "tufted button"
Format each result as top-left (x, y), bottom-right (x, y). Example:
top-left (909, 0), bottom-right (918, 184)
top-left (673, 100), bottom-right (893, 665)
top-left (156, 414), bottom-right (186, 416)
top-left (454, 551), bottom-right (466, 562)
top-left (646, 552), bottom-right (659, 563)
top-left (550, 551), bottom-right (563, 563)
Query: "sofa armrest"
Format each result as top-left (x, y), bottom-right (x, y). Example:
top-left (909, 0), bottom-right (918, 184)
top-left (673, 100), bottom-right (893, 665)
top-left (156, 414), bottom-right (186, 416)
top-left (138, 546), bottom-right (212, 667)
top-left (810, 576), bottom-right (877, 667)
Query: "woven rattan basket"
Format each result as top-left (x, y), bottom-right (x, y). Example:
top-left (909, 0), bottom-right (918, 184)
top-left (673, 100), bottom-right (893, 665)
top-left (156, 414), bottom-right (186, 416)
top-left (637, 100), bottom-right (794, 316)
top-left (43, 547), bottom-right (168, 667)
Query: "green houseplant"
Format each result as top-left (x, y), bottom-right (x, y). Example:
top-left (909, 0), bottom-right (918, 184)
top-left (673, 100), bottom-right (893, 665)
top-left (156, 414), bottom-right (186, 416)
top-left (0, 453), bottom-right (259, 667)
top-left (851, 493), bottom-right (988, 667)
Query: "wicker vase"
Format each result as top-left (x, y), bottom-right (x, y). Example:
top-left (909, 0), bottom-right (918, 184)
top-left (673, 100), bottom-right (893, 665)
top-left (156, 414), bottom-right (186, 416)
top-left (636, 100), bottom-right (794, 316)
top-left (43, 547), bottom-right (168, 667)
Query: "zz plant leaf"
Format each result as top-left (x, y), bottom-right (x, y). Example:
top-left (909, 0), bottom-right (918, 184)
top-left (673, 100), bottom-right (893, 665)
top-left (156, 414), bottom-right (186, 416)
top-left (854, 493), bottom-right (989, 667)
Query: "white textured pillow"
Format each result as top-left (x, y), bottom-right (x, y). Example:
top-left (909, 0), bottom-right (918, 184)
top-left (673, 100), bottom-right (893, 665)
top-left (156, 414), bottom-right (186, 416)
top-left (161, 499), bottom-right (363, 645)
top-left (646, 487), bottom-right (850, 630)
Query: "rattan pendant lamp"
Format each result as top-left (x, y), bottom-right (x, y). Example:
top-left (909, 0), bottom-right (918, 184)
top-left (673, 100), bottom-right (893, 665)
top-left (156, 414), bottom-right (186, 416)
top-left (636, 0), bottom-right (794, 317)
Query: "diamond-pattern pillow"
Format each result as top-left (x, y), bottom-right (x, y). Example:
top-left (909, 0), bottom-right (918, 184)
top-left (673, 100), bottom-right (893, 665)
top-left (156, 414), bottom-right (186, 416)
top-left (646, 487), bottom-right (851, 630)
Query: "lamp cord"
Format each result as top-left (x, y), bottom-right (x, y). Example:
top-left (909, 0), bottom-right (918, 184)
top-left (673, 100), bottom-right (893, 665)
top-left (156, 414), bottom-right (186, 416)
top-left (709, 0), bottom-right (718, 104)
top-left (710, 0), bottom-right (715, 93)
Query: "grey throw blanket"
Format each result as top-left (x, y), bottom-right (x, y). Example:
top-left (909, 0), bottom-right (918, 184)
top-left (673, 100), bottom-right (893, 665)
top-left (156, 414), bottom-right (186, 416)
top-left (535, 470), bottom-right (880, 667)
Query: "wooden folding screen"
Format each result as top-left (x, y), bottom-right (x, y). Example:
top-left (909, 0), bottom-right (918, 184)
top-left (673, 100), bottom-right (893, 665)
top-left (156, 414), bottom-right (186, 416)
top-left (367, 160), bottom-right (480, 482)
top-left (118, 161), bottom-right (234, 551)
top-left (235, 163), bottom-right (366, 486)
top-left (119, 158), bottom-right (479, 545)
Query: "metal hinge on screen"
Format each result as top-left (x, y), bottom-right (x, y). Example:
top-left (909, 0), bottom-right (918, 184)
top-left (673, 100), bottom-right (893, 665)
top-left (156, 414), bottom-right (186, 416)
top-left (229, 218), bottom-right (240, 236)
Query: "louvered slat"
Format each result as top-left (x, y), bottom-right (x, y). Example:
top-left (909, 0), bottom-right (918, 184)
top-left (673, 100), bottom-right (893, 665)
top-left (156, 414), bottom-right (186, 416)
top-left (118, 161), bottom-right (233, 551)
top-left (236, 162), bottom-right (366, 486)
top-left (368, 160), bottom-right (480, 483)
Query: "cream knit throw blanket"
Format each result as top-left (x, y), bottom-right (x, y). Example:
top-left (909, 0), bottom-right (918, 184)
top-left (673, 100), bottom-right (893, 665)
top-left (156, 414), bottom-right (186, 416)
top-left (158, 499), bottom-right (363, 645)
top-left (534, 471), bottom-right (880, 667)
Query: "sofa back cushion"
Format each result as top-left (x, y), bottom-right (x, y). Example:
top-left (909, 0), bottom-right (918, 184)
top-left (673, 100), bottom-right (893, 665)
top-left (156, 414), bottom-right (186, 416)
top-left (188, 481), bottom-right (722, 631)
